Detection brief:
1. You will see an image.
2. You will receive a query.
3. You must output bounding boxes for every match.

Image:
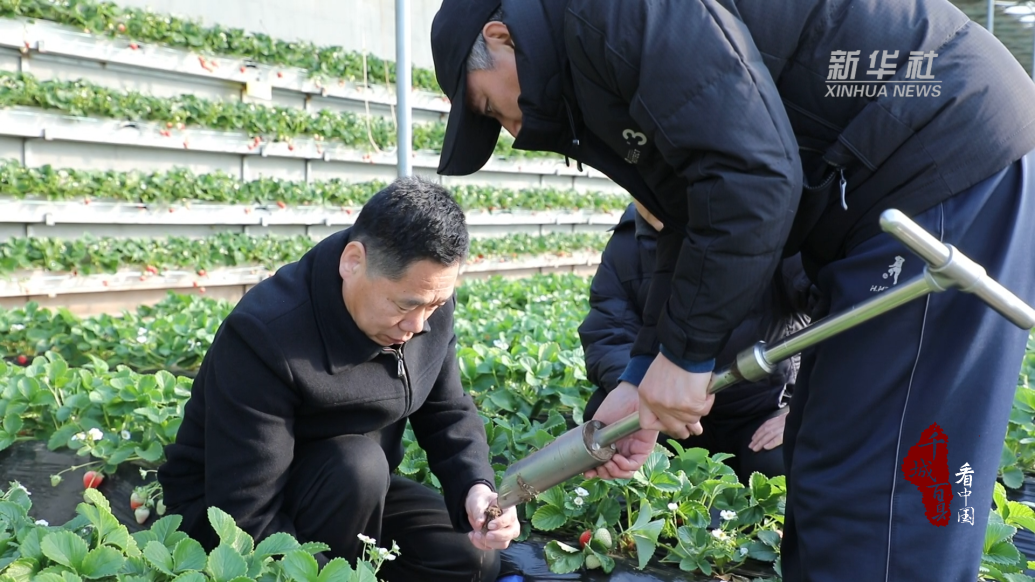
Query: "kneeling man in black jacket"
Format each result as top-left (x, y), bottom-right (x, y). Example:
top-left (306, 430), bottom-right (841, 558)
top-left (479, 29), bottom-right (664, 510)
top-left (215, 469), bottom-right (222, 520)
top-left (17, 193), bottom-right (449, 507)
top-left (158, 177), bottom-right (519, 581)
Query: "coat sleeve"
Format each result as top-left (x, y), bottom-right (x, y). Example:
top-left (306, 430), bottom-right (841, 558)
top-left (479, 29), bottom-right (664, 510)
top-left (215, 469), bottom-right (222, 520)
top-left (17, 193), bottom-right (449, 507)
top-left (408, 300), bottom-right (495, 533)
top-left (578, 227), bottom-right (643, 392)
top-left (199, 312), bottom-right (301, 543)
top-left (567, 0), bottom-right (803, 368)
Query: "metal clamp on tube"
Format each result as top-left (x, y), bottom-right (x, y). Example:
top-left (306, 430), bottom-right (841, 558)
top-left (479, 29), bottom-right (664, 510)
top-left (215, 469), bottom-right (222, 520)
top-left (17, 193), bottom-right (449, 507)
top-left (494, 209), bottom-right (1035, 510)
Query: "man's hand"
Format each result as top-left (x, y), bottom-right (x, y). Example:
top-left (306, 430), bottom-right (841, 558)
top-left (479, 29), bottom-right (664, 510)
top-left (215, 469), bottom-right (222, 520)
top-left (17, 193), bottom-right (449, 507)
top-left (465, 484), bottom-right (519, 551)
top-left (583, 382), bottom-right (659, 480)
top-left (637, 352), bottom-right (714, 438)
top-left (748, 408), bottom-right (789, 452)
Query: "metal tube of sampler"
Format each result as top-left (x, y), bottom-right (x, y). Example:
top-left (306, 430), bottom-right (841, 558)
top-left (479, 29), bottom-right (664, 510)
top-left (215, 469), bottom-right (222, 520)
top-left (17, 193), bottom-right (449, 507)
top-left (496, 420), bottom-right (616, 509)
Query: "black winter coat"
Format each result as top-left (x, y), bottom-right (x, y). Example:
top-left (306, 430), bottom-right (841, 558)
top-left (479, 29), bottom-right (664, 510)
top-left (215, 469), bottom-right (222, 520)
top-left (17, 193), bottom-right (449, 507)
top-left (501, 0), bottom-right (1035, 365)
top-left (578, 205), bottom-right (811, 418)
top-left (158, 229), bottom-right (494, 545)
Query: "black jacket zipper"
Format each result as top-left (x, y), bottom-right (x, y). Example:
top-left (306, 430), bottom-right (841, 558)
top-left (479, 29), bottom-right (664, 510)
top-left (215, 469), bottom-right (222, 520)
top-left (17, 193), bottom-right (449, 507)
top-left (381, 345), bottom-right (411, 412)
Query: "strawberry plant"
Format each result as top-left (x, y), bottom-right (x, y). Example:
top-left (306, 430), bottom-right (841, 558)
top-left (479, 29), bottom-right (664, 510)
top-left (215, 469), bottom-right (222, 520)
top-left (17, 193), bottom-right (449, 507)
top-left (1001, 334), bottom-right (1035, 489)
top-left (0, 72), bottom-right (546, 160)
top-left (0, 483), bottom-right (399, 581)
top-left (1, 273), bottom-right (1034, 577)
top-left (0, 231), bottom-right (608, 276)
top-left (0, 161), bottom-right (627, 212)
top-left (0, 0), bottom-right (442, 93)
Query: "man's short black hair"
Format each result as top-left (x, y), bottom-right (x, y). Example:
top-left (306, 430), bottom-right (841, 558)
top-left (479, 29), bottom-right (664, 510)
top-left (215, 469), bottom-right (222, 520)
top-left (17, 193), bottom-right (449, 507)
top-left (351, 176), bottom-right (469, 280)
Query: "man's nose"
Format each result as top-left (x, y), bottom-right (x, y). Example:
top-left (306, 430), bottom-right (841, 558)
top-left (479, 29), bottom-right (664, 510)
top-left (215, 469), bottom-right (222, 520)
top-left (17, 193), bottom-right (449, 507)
top-left (399, 312), bottom-right (424, 334)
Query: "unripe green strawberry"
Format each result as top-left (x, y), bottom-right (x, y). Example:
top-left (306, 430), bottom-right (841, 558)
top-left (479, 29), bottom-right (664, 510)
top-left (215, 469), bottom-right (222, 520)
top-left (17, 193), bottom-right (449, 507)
top-left (134, 507), bottom-right (150, 525)
top-left (593, 528), bottom-right (613, 550)
top-left (585, 554), bottom-right (602, 570)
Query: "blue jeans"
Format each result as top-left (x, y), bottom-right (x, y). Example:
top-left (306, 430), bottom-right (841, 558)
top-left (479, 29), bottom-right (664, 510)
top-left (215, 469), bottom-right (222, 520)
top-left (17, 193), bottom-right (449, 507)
top-left (782, 150), bottom-right (1035, 581)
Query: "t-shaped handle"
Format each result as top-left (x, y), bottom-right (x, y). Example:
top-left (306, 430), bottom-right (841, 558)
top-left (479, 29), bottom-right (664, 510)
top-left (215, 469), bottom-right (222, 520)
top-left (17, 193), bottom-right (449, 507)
top-left (879, 209), bottom-right (1035, 329)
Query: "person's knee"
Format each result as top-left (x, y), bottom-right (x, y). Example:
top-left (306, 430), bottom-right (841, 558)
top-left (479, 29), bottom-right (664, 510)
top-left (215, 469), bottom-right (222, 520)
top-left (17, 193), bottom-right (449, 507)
top-left (310, 435), bottom-right (390, 501)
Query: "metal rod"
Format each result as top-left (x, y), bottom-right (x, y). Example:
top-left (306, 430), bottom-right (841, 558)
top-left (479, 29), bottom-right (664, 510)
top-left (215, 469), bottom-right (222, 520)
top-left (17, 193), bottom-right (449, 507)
top-left (395, 0), bottom-right (412, 177)
top-left (987, 0), bottom-right (995, 33)
top-left (764, 275), bottom-right (933, 364)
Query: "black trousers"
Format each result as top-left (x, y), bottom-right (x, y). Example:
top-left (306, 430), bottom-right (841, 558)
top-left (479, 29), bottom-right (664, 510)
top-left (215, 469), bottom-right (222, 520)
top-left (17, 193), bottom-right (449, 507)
top-left (178, 435), bottom-right (499, 582)
top-left (584, 388), bottom-right (786, 483)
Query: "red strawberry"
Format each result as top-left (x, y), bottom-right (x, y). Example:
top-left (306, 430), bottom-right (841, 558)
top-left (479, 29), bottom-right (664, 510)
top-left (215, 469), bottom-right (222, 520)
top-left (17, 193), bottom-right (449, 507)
top-left (197, 269), bottom-right (207, 277)
top-left (276, 201), bottom-right (286, 209)
top-left (139, 275), bottom-right (146, 281)
top-left (134, 507), bottom-right (150, 524)
top-left (83, 198), bottom-right (91, 205)
top-left (166, 122), bottom-right (174, 129)
top-left (276, 71), bottom-right (283, 78)
top-left (240, 66), bottom-right (246, 73)
top-left (117, 23), bottom-right (126, 32)
top-left (198, 286), bottom-right (206, 294)
top-left (16, 355), bottom-right (27, 365)
top-left (579, 530), bottom-right (592, 549)
top-left (129, 42), bottom-right (139, 50)
top-left (130, 491), bottom-right (145, 509)
top-left (287, 144), bottom-right (295, 151)
top-left (83, 471), bottom-right (104, 489)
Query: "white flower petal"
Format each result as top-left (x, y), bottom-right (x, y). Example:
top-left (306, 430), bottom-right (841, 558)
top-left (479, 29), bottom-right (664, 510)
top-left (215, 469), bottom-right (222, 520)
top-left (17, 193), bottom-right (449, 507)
top-left (667, 503), bottom-right (678, 511)
top-left (35, 519), bottom-right (49, 526)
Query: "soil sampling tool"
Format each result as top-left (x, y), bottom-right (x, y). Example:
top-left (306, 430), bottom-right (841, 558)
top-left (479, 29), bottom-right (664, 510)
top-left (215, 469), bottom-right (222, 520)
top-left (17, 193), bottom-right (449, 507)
top-left (495, 208), bottom-right (1035, 510)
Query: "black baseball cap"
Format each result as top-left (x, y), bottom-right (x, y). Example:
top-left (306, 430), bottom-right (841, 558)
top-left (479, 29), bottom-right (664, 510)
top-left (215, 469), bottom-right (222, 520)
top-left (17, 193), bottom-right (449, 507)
top-left (431, 0), bottom-right (504, 176)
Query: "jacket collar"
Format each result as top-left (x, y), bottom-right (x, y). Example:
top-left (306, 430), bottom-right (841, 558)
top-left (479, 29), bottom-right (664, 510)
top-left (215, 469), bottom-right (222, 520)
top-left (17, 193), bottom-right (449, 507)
top-left (310, 229), bottom-right (430, 374)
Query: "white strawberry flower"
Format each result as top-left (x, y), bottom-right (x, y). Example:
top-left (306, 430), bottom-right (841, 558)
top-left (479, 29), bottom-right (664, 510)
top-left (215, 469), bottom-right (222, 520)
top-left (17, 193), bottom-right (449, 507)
top-left (668, 502), bottom-right (678, 511)
top-left (574, 487), bottom-right (589, 498)
top-left (573, 497), bottom-right (584, 506)
top-left (720, 510), bottom-right (737, 521)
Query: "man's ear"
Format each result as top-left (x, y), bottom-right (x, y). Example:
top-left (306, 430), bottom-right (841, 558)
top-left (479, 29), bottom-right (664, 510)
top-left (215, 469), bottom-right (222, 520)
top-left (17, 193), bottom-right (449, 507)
top-left (339, 241), bottom-right (366, 281)
top-left (482, 21), bottom-right (513, 49)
